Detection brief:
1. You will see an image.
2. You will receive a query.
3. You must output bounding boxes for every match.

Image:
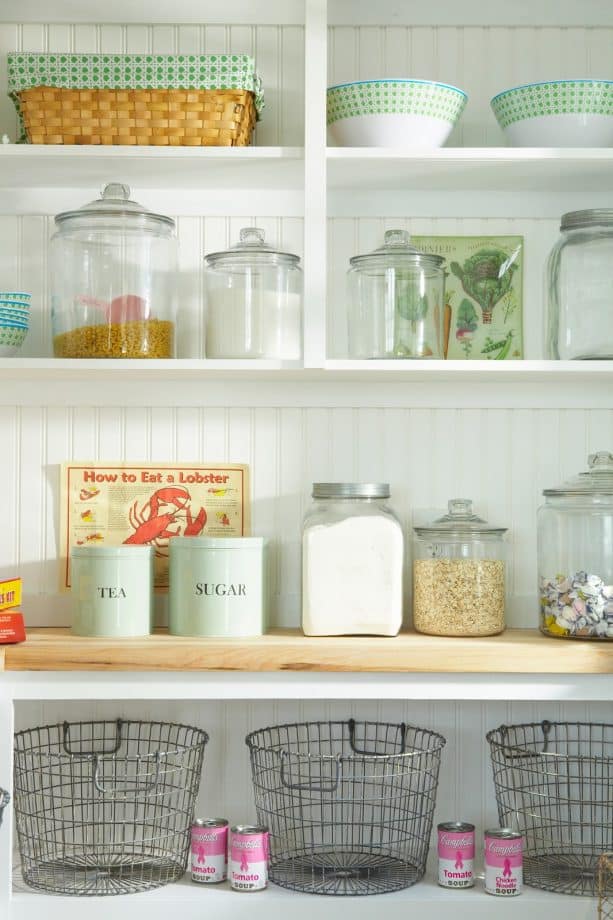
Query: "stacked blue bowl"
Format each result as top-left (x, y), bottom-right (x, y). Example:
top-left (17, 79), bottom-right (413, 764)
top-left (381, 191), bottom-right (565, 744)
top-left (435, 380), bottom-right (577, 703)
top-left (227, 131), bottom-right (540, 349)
top-left (0, 292), bottom-right (30, 355)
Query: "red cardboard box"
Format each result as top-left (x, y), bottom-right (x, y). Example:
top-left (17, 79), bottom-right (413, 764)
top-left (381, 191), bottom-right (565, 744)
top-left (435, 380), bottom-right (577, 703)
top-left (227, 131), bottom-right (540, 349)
top-left (0, 611), bottom-right (25, 644)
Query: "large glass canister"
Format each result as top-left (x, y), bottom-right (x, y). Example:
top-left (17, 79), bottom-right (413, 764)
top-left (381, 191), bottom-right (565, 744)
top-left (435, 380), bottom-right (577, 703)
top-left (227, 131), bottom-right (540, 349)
top-left (538, 451), bottom-right (613, 640)
top-left (302, 482), bottom-right (404, 636)
top-left (204, 227), bottom-right (303, 359)
top-left (413, 499), bottom-right (507, 636)
top-left (546, 209), bottom-right (613, 359)
top-left (347, 229), bottom-right (445, 359)
top-left (50, 183), bottom-right (177, 358)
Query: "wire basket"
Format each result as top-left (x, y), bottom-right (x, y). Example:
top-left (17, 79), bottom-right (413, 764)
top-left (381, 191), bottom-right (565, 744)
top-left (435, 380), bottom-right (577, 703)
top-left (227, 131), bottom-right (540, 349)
top-left (13, 719), bottom-right (208, 896)
top-left (487, 720), bottom-right (613, 896)
top-left (245, 718), bottom-right (446, 896)
top-left (599, 853), bottom-right (613, 919)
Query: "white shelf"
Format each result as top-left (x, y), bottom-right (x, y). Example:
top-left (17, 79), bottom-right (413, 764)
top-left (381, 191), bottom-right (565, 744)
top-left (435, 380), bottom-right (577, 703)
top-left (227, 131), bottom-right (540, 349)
top-left (10, 872), bottom-right (597, 920)
top-left (327, 147), bottom-right (613, 192)
top-left (0, 145), bottom-right (304, 190)
top-left (3, 359), bottom-right (613, 408)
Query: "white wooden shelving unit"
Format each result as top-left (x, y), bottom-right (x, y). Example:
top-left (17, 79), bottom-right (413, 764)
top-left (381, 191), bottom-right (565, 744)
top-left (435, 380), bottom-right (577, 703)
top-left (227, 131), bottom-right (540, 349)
top-left (1, 1), bottom-right (613, 918)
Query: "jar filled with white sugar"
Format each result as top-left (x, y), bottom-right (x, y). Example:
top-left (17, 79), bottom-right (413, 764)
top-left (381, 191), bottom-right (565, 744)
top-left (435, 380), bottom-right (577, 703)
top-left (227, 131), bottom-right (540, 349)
top-left (302, 483), bottom-right (404, 636)
top-left (204, 227), bottom-right (302, 359)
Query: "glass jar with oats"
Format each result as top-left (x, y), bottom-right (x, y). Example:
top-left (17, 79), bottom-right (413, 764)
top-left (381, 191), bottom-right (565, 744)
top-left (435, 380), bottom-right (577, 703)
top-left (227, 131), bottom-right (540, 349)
top-left (412, 499), bottom-right (507, 637)
top-left (50, 183), bottom-right (177, 358)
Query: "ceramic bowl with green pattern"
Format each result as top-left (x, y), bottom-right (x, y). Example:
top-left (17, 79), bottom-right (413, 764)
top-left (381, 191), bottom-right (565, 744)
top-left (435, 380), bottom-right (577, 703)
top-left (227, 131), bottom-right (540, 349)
top-left (327, 79), bottom-right (467, 147)
top-left (491, 80), bottom-right (613, 146)
top-left (0, 323), bottom-right (28, 356)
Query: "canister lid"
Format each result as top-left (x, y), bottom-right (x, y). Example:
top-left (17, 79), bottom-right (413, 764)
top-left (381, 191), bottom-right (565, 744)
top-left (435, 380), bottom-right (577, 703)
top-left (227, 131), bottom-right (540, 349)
top-left (413, 499), bottom-right (507, 536)
top-left (204, 227), bottom-right (301, 267)
top-left (560, 209), bottom-right (613, 231)
top-left (55, 182), bottom-right (175, 230)
top-left (169, 536), bottom-right (266, 549)
top-left (312, 482), bottom-right (390, 499)
top-left (71, 544), bottom-right (154, 556)
top-left (543, 451), bottom-right (613, 496)
top-left (349, 229), bottom-right (445, 270)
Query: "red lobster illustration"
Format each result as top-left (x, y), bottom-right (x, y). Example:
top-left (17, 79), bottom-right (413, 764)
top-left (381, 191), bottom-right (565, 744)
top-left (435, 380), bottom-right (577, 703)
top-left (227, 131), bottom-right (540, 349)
top-left (123, 486), bottom-right (206, 548)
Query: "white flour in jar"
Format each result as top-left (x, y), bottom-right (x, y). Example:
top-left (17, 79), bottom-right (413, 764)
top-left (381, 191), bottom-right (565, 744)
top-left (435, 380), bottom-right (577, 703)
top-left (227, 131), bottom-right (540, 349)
top-left (302, 515), bottom-right (404, 636)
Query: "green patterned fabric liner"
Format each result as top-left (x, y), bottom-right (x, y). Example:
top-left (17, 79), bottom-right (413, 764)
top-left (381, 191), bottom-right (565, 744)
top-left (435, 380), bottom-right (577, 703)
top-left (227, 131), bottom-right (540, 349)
top-left (491, 80), bottom-right (613, 128)
top-left (327, 80), bottom-right (467, 125)
top-left (8, 51), bottom-right (264, 139)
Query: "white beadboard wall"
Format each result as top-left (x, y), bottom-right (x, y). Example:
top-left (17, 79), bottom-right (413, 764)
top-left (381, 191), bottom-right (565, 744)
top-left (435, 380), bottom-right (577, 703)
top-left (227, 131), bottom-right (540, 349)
top-left (328, 217), bottom-right (557, 360)
top-left (0, 21), bottom-right (305, 145)
top-left (2, 403), bottom-right (613, 628)
top-left (328, 25), bottom-right (613, 146)
top-left (0, 215), bottom-right (304, 359)
top-left (11, 696), bottom-right (611, 884)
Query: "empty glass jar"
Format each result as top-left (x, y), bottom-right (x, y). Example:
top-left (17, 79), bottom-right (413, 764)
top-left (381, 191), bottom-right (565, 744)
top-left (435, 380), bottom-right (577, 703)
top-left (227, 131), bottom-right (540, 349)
top-left (538, 451), bottom-right (613, 640)
top-left (413, 499), bottom-right (507, 636)
top-left (50, 183), bottom-right (177, 358)
top-left (204, 227), bottom-right (302, 359)
top-left (546, 209), bottom-right (613, 359)
top-left (347, 230), bottom-right (445, 359)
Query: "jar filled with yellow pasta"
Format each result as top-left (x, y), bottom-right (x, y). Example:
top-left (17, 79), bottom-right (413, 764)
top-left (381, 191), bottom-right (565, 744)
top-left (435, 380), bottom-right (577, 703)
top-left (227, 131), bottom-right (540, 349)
top-left (50, 183), bottom-right (176, 358)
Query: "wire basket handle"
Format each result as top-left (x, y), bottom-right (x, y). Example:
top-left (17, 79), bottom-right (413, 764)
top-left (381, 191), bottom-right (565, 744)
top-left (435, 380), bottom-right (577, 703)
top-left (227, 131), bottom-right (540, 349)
top-left (348, 718), bottom-right (408, 755)
top-left (500, 719), bottom-right (552, 760)
top-left (63, 719), bottom-right (124, 756)
top-left (93, 752), bottom-right (162, 796)
top-left (0, 789), bottom-right (9, 827)
top-left (279, 750), bottom-right (341, 794)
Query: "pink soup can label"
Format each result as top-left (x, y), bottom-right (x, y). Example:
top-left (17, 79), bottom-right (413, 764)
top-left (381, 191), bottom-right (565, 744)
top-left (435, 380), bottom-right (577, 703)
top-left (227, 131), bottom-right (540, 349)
top-left (484, 829), bottom-right (523, 896)
top-left (438, 822), bottom-right (475, 888)
top-left (191, 819), bottom-right (228, 884)
top-left (230, 825), bottom-right (269, 891)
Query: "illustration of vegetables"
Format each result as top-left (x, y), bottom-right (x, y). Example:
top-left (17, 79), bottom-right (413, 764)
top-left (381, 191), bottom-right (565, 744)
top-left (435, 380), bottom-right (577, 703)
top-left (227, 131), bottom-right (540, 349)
top-left (394, 275), bottom-right (430, 356)
top-left (443, 301), bottom-right (452, 358)
top-left (450, 248), bottom-right (519, 324)
top-left (481, 330), bottom-right (514, 360)
top-left (455, 298), bottom-right (478, 357)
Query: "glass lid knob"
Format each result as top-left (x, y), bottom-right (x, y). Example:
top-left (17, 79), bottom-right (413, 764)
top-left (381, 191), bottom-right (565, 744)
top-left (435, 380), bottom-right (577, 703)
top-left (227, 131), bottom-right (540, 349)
top-left (384, 229), bottom-right (411, 247)
top-left (588, 451), bottom-right (613, 471)
top-left (102, 182), bottom-right (130, 200)
top-left (239, 227), bottom-right (266, 245)
top-left (447, 498), bottom-right (473, 516)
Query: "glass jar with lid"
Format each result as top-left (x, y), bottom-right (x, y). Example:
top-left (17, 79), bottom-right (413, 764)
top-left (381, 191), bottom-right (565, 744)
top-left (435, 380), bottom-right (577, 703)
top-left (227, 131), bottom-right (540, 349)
top-left (413, 499), bottom-right (507, 636)
top-left (204, 227), bottom-right (302, 359)
top-left (546, 209), bottom-right (613, 359)
top-left (302, 483), bottom-right (404, 636)
top-left (538, 451), bottom-right (613, 640)
top-left (347, 229), bottom-right (445, 359)
top-left (50, 183), bottom-right (177, 358)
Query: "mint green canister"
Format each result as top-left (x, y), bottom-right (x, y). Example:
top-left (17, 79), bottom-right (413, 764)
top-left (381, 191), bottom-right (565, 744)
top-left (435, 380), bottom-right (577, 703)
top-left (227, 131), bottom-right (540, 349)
top-left (169, 537), bottom-right (267, 637)
top-left (71, 545), bottom-right (154, 637)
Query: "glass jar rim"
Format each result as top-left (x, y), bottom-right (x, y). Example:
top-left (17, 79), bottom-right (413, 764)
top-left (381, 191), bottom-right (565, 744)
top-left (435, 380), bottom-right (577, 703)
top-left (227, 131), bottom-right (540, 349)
top-left (312, 482), bottom-right (390, 500)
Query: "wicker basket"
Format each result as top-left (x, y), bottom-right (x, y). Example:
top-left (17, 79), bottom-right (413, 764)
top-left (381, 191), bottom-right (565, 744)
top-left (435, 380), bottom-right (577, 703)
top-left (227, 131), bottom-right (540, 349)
top-left (16, 86), bottom-right (256, 146)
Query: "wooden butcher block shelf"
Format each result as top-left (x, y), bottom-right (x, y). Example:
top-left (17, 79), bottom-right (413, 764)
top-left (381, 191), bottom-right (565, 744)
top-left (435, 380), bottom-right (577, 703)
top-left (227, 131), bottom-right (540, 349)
top-left (1, 627), bottom-right (612, 673)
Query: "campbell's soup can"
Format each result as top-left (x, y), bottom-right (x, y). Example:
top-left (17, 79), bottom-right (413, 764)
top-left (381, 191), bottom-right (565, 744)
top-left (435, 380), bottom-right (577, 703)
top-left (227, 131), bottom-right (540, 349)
top-left (230, 824), bottom-right (269, 891)
top-left (484, 828), bottom-right (523, 896)
top-left (191, 818), bottom-right (228, 884)
top-left (437, 821), bottom-right (475, 888)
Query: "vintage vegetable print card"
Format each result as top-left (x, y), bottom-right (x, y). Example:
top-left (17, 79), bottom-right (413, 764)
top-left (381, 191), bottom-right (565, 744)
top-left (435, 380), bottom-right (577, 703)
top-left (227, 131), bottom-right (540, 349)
top-left (60, 462), bottom-right (250, 590)
top-left (412, 235), bottom-right (524, 360)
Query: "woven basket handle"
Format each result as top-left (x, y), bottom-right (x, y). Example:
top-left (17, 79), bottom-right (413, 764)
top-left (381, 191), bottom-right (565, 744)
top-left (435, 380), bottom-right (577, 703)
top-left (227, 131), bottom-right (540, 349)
top-left (0, 789), bottom-right (9, 827)
top-left (62, 719), bottom-right (123, 756)
top-left (348, 718), bottom-right (408, 755)
top-left (93, 752), bottom-right (161, 796)
top-left (279, 750), bottom-right (341, 794)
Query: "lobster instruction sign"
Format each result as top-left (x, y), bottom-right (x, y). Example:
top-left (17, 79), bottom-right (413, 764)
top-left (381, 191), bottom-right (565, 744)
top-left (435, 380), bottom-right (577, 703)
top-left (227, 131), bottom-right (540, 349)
top-left (60, 462), bottom-right (250, 590)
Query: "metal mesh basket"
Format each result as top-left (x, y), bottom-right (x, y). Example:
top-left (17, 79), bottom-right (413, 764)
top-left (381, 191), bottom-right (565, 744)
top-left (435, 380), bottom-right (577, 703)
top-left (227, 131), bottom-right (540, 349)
top-left (487, 720), bottom-right (613, 896)
top-left (13, 719), bottom-right (208, 896)
top-left (245, 718), bottom-right (446, 895)
top-left (0, 788), bottom-right (9, 826)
